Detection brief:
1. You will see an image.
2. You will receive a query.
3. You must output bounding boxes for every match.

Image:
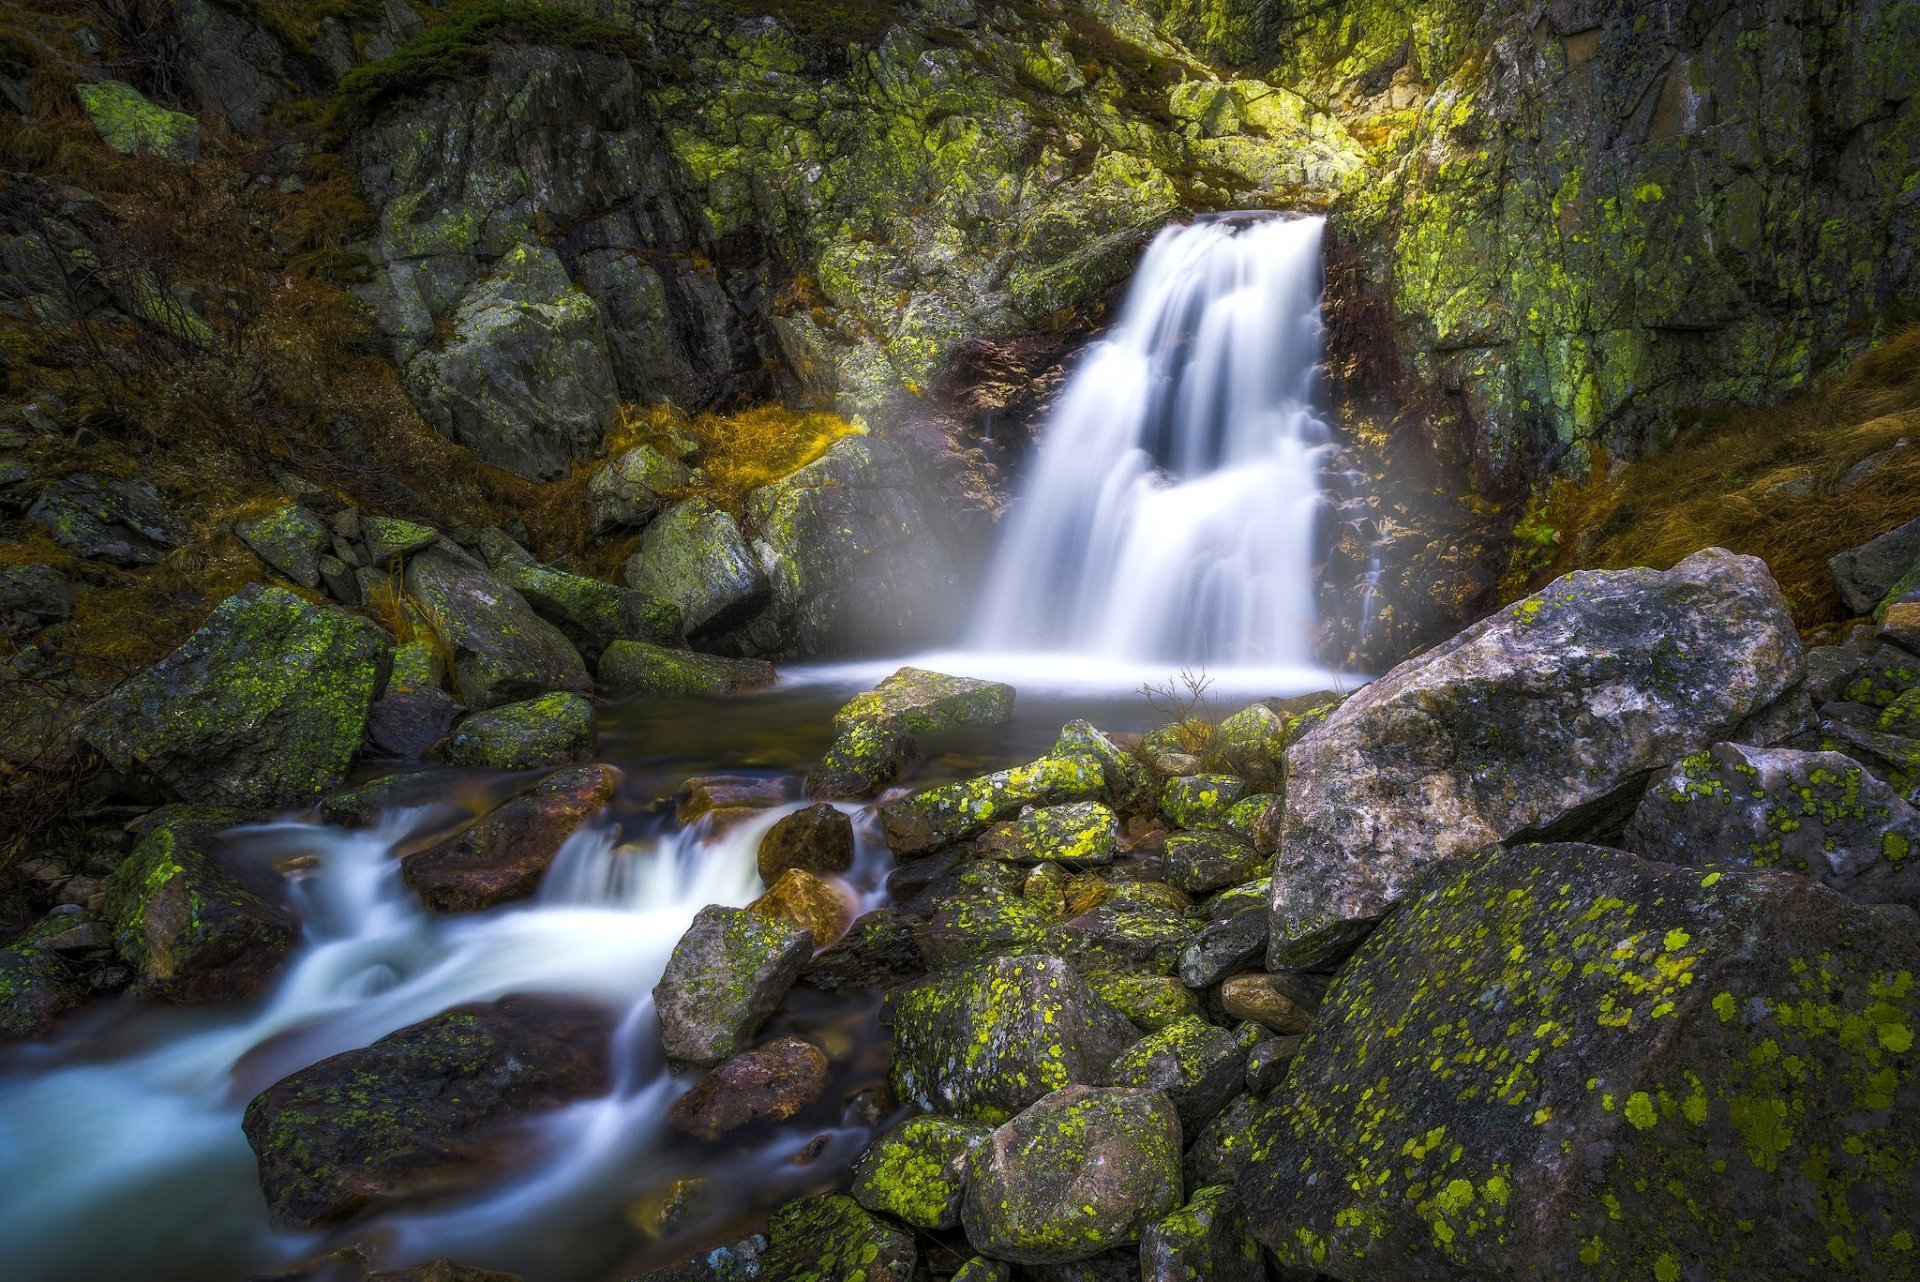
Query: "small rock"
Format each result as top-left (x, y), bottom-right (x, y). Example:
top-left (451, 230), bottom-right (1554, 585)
top-left (798, 907), bottom-right (924, 993)
top-left (1063, 896), bottom-right (1197, 976)
top-left (1104, 1015), bottom-right (1242, 1132)
top-left (402, 765), bottom-right (616, 911)
top-left (1160, 775), bottom-right (1247, 829)
top-left (28, 471), bottom-right (186, 564)
top-left (1840, 645), bottom-right (1920, 707)
top-left (0, 912), bottom-right (98, 1038)
top-left (365, 640), bottom-right (461, 760)
top-left (1244, 1034), bottom-right (1303, 1096)
top-left (1178, 911), bottom-right (1268, 988)
top-left (1218, 972), bottom-right (1322, 1034)
top-left (760, 1194), bottom-right (918, 1282)
top-left (677, 774), bottom-right (788, 829)
top-left (1215, 704), bottom-right (1288, 782)
top-left (599, 641), bottom-right (774, 696)
top-left (1054, 719), bottom-right (1153, 812)
top-left (917, 882), bottom-right (1065, 968)
top-left (757, 803), bottom-right (855, 882)
top-left (749, 867), bottom-right (852, 945)
top-left (653, 905), bottom-right (812, 1070)
top-left (1140, 1184), bottom-right (1263, 1282)
top-left (233, 501), bottom-right (329, 589)
top-left (362, 516), bottom-right (438, 564)
top-left (951, 1260), bottom-right (1010, 1282)
top-left (1081, 970), bottom-right (1205, 1032)
top-left (1203, 878), bottom-right (1271, 922)
top-left (0, 563), bottom-right (73, 626)
top-left (881, 754), bottom-right (1107, 857)
top-left (850, 1114), bottom-right (991, 1230)
top-left (666, 1036), bottom-right (828, 1141)
top-left (444, 692), bottom-right (596, 771)
top-left (979, 800), bottom-right (1119, 867)
top-left (493, 550), bottom-right (680, 661)
top-left (588, 442), bottom-right (689, 534)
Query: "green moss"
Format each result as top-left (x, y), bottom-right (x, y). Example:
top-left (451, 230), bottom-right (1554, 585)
top-left (850, 1114), bottom-right (989, 1230)
top-left (75, 80), bottom-right (201, 161)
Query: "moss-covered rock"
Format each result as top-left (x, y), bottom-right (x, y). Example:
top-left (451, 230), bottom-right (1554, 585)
top-left (234, 501), bottom-right (329, 589)
top-left (665, 1035), bottom-right (828, 1142)
top-left (798, 906), bottom-right (925, 994)
top-left (402, 765), bottom-right (616, 911)
top-left (1054, 719), bottom-right (1154, 813)
top-left (757, 803), bottom-right (855, 883)
top-left (366, 639), bottom-right (462, 760)
top-left (362, 516), bottom-right (438, 563)
top-left (1104, 1015), bottom-right (1243, 1133)
top-left (1842, 647), bottom-right (1920, 708)
top-left (75, 80), bottom-right (202, 161)
top-left (980, 801), bottom-right (1119, 868)
top-left (82, 585), bottom-right (390, 809)
top-left (623, 498), bottom-right (766, 639)
top-left (1203, 877), bottom-right (1271, 922)
top-left (850, 1113), bottom-right (992, 1231)
top-left (749, 867), bottom-right (852, 945)
top-left (492, 551), bottom-right (681, 660)
top-left (443, 692), bottom-right (595, 771)
top-left (1215, 704), bottom-right (1287, 782)
top-left (881, 754), bottom-right (1107, 857)
top-left (1244, 1034), bottom-right (1303, 1097)
top-left (1081, 970), bottom-right (1206, 1033)
top-left (1242, 841), bottom-right (1920, 1280)
top-left (1164, 830), bottom-right (1263, 894)
top-left (1063, 896), bottom-right (1199, 978)
top-left (1140, 1184), bottom-right (1263, 1282)
top-left (0, 911), bottom-right (102, 1039)
top-left (404, 546), bottom-right (590, 710)
top-left (809, 665), bottom-right (1015, 798)
top-left (917, 882), bottom-right (1067, 969)
top-left (598, 641), bottom-right (774, 697)
top-left (1160, 775), bottom-right (1247, 829)
top-left (950, 1259), bottom-right (1009, 1282)
top-left (760, 1193), bottom-right (918, 1282)
top-left (588, 442), bottom-right (689, 534)
top-left (652, 905), bottom-right (812, 1070)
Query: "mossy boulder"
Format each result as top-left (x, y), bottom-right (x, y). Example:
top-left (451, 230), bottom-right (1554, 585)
top-left (492, 550), bottom-right (681, 660)
top-left (810, 666), bottom-right (1014, 799)
top-left (1241, 842), bottom-right (1920, 1281)
top-left (1626, 742), bottom-right (1920, 906)
top-left (1104, 1015), bottom-right (1243, 1133)
top-left (401, 765), bottom-right (616, 911)
top-left (886, 954), bottom-right (1139, 1122)
top-left (623, 498), bottom-right (766, 640)
top-left (1054, 719), bottom-right (1154, 813)
top-left (1081, 970), bottom-right (1205, 1032)
top-left (598, 640), bottom-right (774, 697)
top-left (1215, 704), bottom-right (1288, 782)
top-left (798, 906), bottom-right (925, 994)
top-left (444, 692), bottom-right (596, 772)
top-left (404, 546), bottom-right (590, 711)
top-left (665, 1035), bottom-right (828, 1142)
top-left (761, 1193), bottom-right (919, 1282)
top-left (1841, 646), bottom-right (1920, 708)
top-left (756, 802), bottom-right (855, 883)
top-left (916, 882), bottom-right (1067, 969)
top-left (1160, 775), bottom-right (1247, 830)
top-left (653, 905), bottom-right (812, 1070)
top-left (0, 910), bottom-right (102, 1039)
top-left (1063, 897), bottom-right (1199, 977)
top-left (749, 867), bottom-right (852, 945)
top-left (587, 442), bottom-right (689, 534)
top-left (82, 585), bottom-right (390, 809)
top-left (242, 995), bottom-right (612, 1228)
top-left (1140, 1185), bottom-right (1263, 1282)
top-left (1164, 830), bottom-right (1263, 895)
top-left (234, 501), bottom-right (329, 589)
top-left (75, 79), bottom-right (201, 161)
top-left (1274, 549), bottom-right (1805, 969)
top-left (366, 639), bottom-right (461, 760)
top-left (362, 516), bottom-right (438, 564)
top-left (881, 754), bottom-right (1107, 857)
top-left (980, 801), bottom-right (1119, 867)
top-left (850, 1114), bottom-right (992, 1230)
top-left (961, 1084), bottom-right (1184, 1264)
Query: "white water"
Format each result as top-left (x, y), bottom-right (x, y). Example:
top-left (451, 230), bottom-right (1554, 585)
top-left (973, 213), bottom-right (1336, 668)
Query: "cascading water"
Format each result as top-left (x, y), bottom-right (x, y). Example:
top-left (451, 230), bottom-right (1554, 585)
top-left (972, 213), bottom-right (1336, 669)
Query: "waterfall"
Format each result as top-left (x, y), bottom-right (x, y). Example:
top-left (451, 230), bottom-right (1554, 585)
top-left (972, 213), bottom-right (1335, 669)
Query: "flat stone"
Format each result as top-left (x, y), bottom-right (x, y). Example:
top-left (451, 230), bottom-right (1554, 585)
top-left (666, 1036), bottom-right (828, 1142)
top-left (402, 765), bottom-right (616, 911)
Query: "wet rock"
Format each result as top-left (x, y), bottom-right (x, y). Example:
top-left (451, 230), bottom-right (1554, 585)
top-left (1104, 1015), bottom-right (1242, 1133)
top-left (808, 666), bottom-right (1015, 799)
top-left (315, 770), bottom-right (471, 828)
top-left (757, 803), bottom-right (855, 883)
top-left (443, 693), bottom-right (596, 772)
top-left (491, 552), bottom-right (680, 661)
top-left (950, 1259), bottom-right (1010, 1282)
top-left (28, 473), bottom-right (185, 564)
top-left (960, 1084), bottom-right (1183, 1264)
top-left (0, 911), bottom-right (98, 1038)
top-left (761, 1193), bottom-right (918, 1282)
top-left (1062, 897), bottom-right (1198, 977)
top-left (623, 499), bottom-right (766, 639)
top-left (404, 547), bottom-right (590, 710)
top-left (850, 1113), bottom-right (992, 1230)
top-left (1163, 830), bottom-right (1262, 895)
top-left (365, 640), bottom-right (461, 760)
top-left (599, 641), bottom-right (773, 697)
top-left (1274, 549), bottom-right (1804, 968)
top-left (0, 563), bottom-right (72, 626)
top-left (887, 954), bottom-right (1138, 1122)
top-left (1244, 842), bottom-right (1920, 1280)
top-left (402, 765), bottom-right (616, 911)
top-left (627, 1235), bottom-right (766, 1282)
top-left (1160, 775), bottom-right (1246, 829)
top-left (1626, 742), bottom-right (1920, 905)
top-left (979, 801), bottom-right (1119, 867)
top-left (366, 1261), bottom-right (524, 1282)
top-left (917, 882), bottom-right (1066, 968)
top-left (1219, 972), bottom-right (1322, 1035)
top-left (881, 754), bottom-right (1107, 857)
top-left (798, 907), bottom-right (924, 993)
top-left (588, 442), bottom-right (689, 534)
top-left (666, 1035), bottom-right (828, 1142)
top-left (1831, 514), bottom-right (1920, 615)
top-left (1054, 719), bottom-right (1153, 812)
top-left (75, 80), bottom-right (200, 161)
top-left (1243, 1034), bottom-right (1302, 1096)
top-left (243, 995), bottom-right (613, 1228)
top-left (805, 718), bottom-right (915, 802)
top-left (676, 775), bottom-right (788, 829)
top-left (82, 585), bottom-right (389, 808)
top-left (1177, 911), bottom-right (1267, 988)
top-left (1081, 970), bottom-right (1205, 1032)
top-left (234, 501), bottom-right (329, 589)
top-left (653, 905), bottom-right (812, 1070)
top-left (749, 868), bottom-right (852, 945)
top-left (1140, 1185), bottom-right (1263, 1282)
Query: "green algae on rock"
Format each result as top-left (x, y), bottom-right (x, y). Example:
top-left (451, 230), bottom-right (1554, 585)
top-left (850, 1113), bottom-right (992, 1230)
top-left (1160, 774), bottom-right (1247, 829)
top-left (598, 641), bottom-right (774, 697)
top-left (881, 754), bottom-right (1108, 857)
top-left (652, 905), bottom-right (812, 1071)
top-left (1080, 970), bottom-right (1205, 1033)
top-left (443, 692), bottom-right (596, 772)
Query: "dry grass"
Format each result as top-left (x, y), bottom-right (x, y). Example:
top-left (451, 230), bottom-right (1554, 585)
top-left (684, 403), bottom-right (864, 511)
top-left (1520, 326), bottom-right (1920, 627)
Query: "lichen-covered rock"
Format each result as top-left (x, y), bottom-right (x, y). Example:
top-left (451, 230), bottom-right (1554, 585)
top-left (850, 1114), bottom-right (992, 1231)
top-left (665, 1035), bottom-right (828, 1142)
top-left (1140, 1185), bottom-right (1263, 1282)
top-left (1064, 894), bottom-right (1199, 978)
top-left (881, 754), bottom-right (1107, 857)
top-left (653, 905), bottom-right (812, 1070)
top-left (361, 516), bottom-right (438, 564)
top-left (1244, 1035), bottom-right (1303, 1096)
top-left (598, 641), bottom-right (773, 697)
top-left (1626, 742), bottom-right (1920, 905)
top-left (242, 995), bottom-right (612, 1228)
top-left (917, 883), bottom-right (1067, 969)
top-left (623, 499), bottom-right (765, 639)
top-left (443, 692), bottom-right (596, 772)
top-left (1178, 911), bottom-right (1268, 989)
top-left (761, 1193), bottom-right (918, 1282)
top-left (75, 80), bottom-right (201, 161)
top-left (1104, 1016), bottom-right (1243, 1133)
top-left (1160, 775), bottom-right (1247, 829)
top-left (28, 473), bottom-right (185, 565)
top-left (1183, 1092), bottom-right (1264, 1194)
top-left (365, 640), bottom-right (461, 760)
top-left (1841, 646), bottom-right (1920, 708)
top-left (806, 717), bottom-right (916, 802)
top-left (961, 1084), bottom-right (1183, 1264)
top-left (1081, 970), bottom-right (1205, 1032)
top-left (1831, 514), bottom-right (1920, 616)
top-left (798, 906), bottom-right (925, 994)
top-left (588, 442), bottom-right (689, 534)
top-left (1054, 720), bottom-right (1153, 812)
top-left (1215, 704), bottom-right (1288, 782)
top-left (0, 910), bottom-right (102, 1039)
top-left (234, 501), bottom-right (329, 589)
top-left (1219, 972), bottom-right (1322, 1035)
top-left (81, 585), bottom-right (390, 809)
top-left (1204, 878), bottom-right (1272, 922)
top-left (402, 765), bottom-right (616, 911)
top-left (404, 547), bottom-right (590, 710)
top-left (886, 954), bottom-right (1138, 1122)
top-left (102, 806), bottom-right (296, 1003)
top-left (1241, 842), bottom-right (1920, 1281)
top-left (492, 551), bottom-right (680, 661)
top-left (1273, 549), bottom-right (1804, 968)
top-left (1164, 830), bottom-right (1263, 895)
top-left (809, 665), bottom-right (1014, 798)
top-left (757, 803), bottom-right (855, 883)
top-left (749, 867), bottom-right (852, 946)
top-left (980, 801), bottom-right (1119, 867)
top-left (950, 1259), bottom-right (1010, 1282)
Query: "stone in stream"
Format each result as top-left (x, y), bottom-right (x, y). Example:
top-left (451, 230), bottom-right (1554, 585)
top-left (101, 806), bottom-right (296, 1003)
top-left (622, 498), bottom-right (766, 639)
top-left (1624, 742), bottom-right (1920, 905)
top-left (443, 692), bottom-right (597, 772)
top-left (796, 906), bottom-right (925, 993)
top-left (233, 500), bottom-right (329, 588)
top-left (756, 803), bottom-right (855, 882)
top-left (1103, 1014), bottom-right (1243, 1133)
top-left (665, 1035), bottom-right (828, 1142)
top-left (243, 995), bottom-right (613, 1228)
top-left (760, 1193), bottom-right (919, 1282)
top-left (653, 905), bottom-right (813, 1070)
top-left (960, 1084), bottom-right (1184, 1264)
top-left (1240, 842), bottom-right (1920, 1281)
top-left (808, 666), bottom-right (1015, 799)
top-left (491, 549), bottom-right (681, 661)
top-left (1140, 1184), bottom-right (1264, 1282)
top-left (598, 640), bottom-right (775, 697)
top-left (886, 953), bottom-right (1138, 1122)
top-left (748, 867), bottom-right (852, 945)
top-left (1163, 830), bottom-right (1263, 895)
top-left (881, 754), bottom-right (1107, 857)
top-left (850, 1113), bottom-right (992, 1230)
top-left (401, 765), bottom-right (617, 911)
top-left (675, 774), bottom-right (789, 830)
top-left (28, 472), bottom-right (186, 564)
top-left (365, 639), bottom-right (462, 760)
top-left (0, 910), bottom-right (106, 1039)
top-left (404, 546), bottom-right (590, 710)
top-left (1272, 548), bottom-right (1805, 969)
top-left (81, 584), bottom-right (390, 809)
top-left (978, 800), bottom-right (1119, 867)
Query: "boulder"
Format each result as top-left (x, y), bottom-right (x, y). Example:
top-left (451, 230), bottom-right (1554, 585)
top-left (1214, 704), bottom-right (1289, 782)
top-left (1839, 646), bottom-right (1920, 708)
top-left (1625, 742), bottom-right (1920, 905)
top-left (443, 692), bottom-right (597, 772)
top-left (1103, 1015), bottom-right (1243, 1133)
top-left (0, 910), bottom-right (101, 1039)
top-left (587, 442), bottom-right (689, 534)
top-left (917, 882), bottom-right (1066, 968)
top-left (362, 516), bottom-right (438, 563)
top-left (749, 868), bottom-right (852, 945)
top-left (622, 498), bottom-right (766, 639)
top-left (665, 1036), bottom-right (828, 1142)
top-left (960, 1084), bottom-right (1183, 1264)
top-left (598, 641), bottom-right (774, 697)
top-left (757, 803), bottom-right (855, 882)
top-left (1177, 911), bottom-right (1267, 988)
top-left (0, 563), bottom-right (73, 627)
top-left (881, 755), bottom-right (1107, 857)
top-left (1140, 1185), bottom-right (1263, 1282)
top-left (797, 907), bottom-right (925, 993)
top-left (850, 1114), bottom-right (992, 1230)
top-left (402, 765), bottom-right (616, 911)
top-left (1080, 970), bottom-right (1205, 1032)
top-left (1164, 831), bottom-right (1263, 895)
top-left (1273, 549), bottom-right (1804, 968)
top-left (809, 667), bottom-right (1014, 799)
top-left (1160, 775), bottom-right (1246, 829)
top-left (234, 501), bottom-right (329, 589)
top-left (28, 472), bottom-right (185, 564)
top-left (676, 775), bottom-right (789, 829)
top-left (491, 551), bottom-right (680, 661)
top-left (1241, 842), bottom-right (1920, 1281)
top-left (365, 639), bottom-right (461, 760)
top-left (82, 585), bottom-right (390, 809)
top-left (1054, 719), bottom-right (1154, 812)
top-left (1830, 514), bottom-right (1920, 615)
top-left (75, 80), bottom-right (201, 161)
top-left (886, 954), bottom-right (1137, 1122)
top-left (404, 547), bottom-right (590, 710)
top-left (979, 801), bottom-right (1119, 867)
top-left (760, 1194), bottom-right (918, 1282)
top-left (243, 995), bottom-right (613, 1228)
top-left (653, 905), bottom-right (812, 1070)
top-left (1063, 897), bottom-right (1198, 978)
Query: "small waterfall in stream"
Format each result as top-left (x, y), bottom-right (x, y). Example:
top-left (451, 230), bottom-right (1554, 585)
top-left (972, 213), bottom-right (1338, 669)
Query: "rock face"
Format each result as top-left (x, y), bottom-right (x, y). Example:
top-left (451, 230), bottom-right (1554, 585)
top-left (81, 585), bottom-right (390, 809)
top-left (1241, 842), bottom-right (1920, 1281)
top-left (1273, 549), bottom-right (1804, 967)
top-left (402, 766), bottom-right (616, 911)
top-left (403, 547), bottom-right (590, 710)
top-left (652, 906), bottom-right (812, 1070)
top-left (243, 996), bottom-right (613, 1228)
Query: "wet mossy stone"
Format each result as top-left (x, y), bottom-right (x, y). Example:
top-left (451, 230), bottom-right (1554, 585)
top-left (1274, 549), bottom-right (1804, 970)
top-left (599, 640), bottom-right (774, 697)
top-left (807, 716), bottom-right (916, 802)
top-left (28, 472), bottom-right (186, 565)
top-left (1104, 1015), bottom-right (1243, 1134)
top-left (1164, 829), bottom-right (1263, 895)
top-left (1081, 970), bottom-right (1205, 1032)
top-left (665, 1035), bottom-right (828, 1142)
top-left (0, 911), bottom-right (99, 1039)
top-left (81, 584), bottom-right (390, 809)
top-left (101, 805), bottom-right (295, 1003)
top-left (1241, 842), bottom-right (1920, 1281)
top-left (653, 905), bottom-right (812, 1071)
top-left (757, 802), bottom-right (855, 883)
top-left (979, 800), bottom-right (1119, 867)
top-left (1140, 1184), bottom-right (1263, 1282)
top-left (234, 501), bottom-right (329, 589)
top-left (492, 550), bottom-right (680, 661)
top-left (1177, 910), bottom-right (1268, 989)
top-left (588, 442), bottom-right (688, 534)
top-left (761, 1193), bottom-right (918, 1282)
top-left (75, 79), bottom-right (201, 161)
top-left (622, 498), bottom-right (766, 639)
top-left (404, 546), bottom-right (589, 711)
top-left (402, 765), bottom-right (616, 911)
top-left (850, 1113), bottom-right (992, 1230)
top-left (797, 906), bottom-right (924, 993)
top-left (242, 995), bottom-right (613, 1229)
top-left (960, 1084), bottom-right (1183, 1264)
top-left (886, 953), bottom-right (1139, 1123)
top-left (809, 666), bottom-right (1014, 799)
top-left (1062, 896), bottom-right (1199, 977)
top-left (1160, 775), bottom-right (1247, 830)
top-left (444, 692), bottom-right (596, 772)
top-left (916, 882), bottom-right (1067, 968)
top-left (1626, 742), bottom-right (1920, 906)
top-left (362, 515), bottom-right (438, 564)
top-left (1054, 719), bottom-right (1153, 812)
top-left (881, 754), bottom-right (1107, 857)
top-left (749, 867), bottom-right (852, 946)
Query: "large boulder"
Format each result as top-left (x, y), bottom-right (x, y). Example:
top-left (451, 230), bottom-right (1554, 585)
top-left (622, 498), bottom-right (766, 640)
top-left (403, 546), bottom-right (590, 710)
top-left (652, 905), bottom-right (812, 1070)
top-left (809, 666), bottom-right (1014, 799)
top-left (81, 585), bottom-right (390, 809)
top-left (1241, 842), bottom-right (1920, 1281)
top-left (1273, 549), bottom-right (1805, 967)
top-left (402, 766), bottom-right (616, 911)
top-left (243, 995), bottom-right (613, 1228)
